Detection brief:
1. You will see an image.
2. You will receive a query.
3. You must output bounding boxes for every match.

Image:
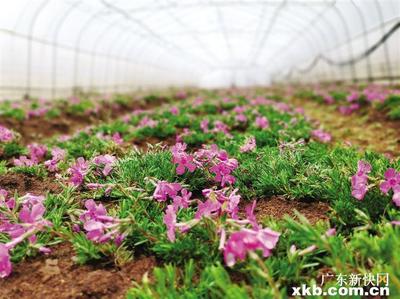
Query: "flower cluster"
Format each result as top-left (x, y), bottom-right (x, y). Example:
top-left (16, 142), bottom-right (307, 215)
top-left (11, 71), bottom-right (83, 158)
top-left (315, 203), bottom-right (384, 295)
top-left (380, 168), bottom-right (400, 207)
top-left (351, 160), bottom-right (371, 200)
top-left (0, 126), bottom-right (14, 143)
top-left (255, 116), bottom-right (269, 129)
top-left (14, 143), bottom-right (48, 167)
top-left (170, 106), bottom-right (179, 115)
top-left (138, 116), bottom-right (158, 128)
top-left (171, 143), bottom-right (197, 175)
top-left (209, 156), bottom-right (238, 187)
top-left (200, 119), bottom-right (209, 133)
top-left (92, 154), bottom-right (117, 177)
top-left (240, 136), bottom-right (256, 153)
top-left (213, 120), bottom-right (231, 136)
top-left (311, 129), bottom-right (332, 143)
top-left (68, 157), bottom-right (89, 186)
top-left (194, 144), bottom-right (238, 187)
top-left (153, 181), bottom-right (182, 202)
top-left (44, 147), bottom-right (66, 172)
top-left (195, 188), bottom-right (240, 219)
top-left (233, 106), bottom-right (247, 123)
top-left (0, 192), bottom-right (52, 278)
top-left (79, 200), bottom-right (125, 244)
top-left (350, 160), bottom-right (400, 207)
top-left (338, 103), bottom-right (360, 115)
top-left (223, 227), bottom-right (280, 267)
top-left (154, 182), bottom-right (193, 242)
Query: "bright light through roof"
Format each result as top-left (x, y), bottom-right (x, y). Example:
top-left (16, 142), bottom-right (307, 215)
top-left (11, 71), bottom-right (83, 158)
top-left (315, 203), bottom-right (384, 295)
top-left (0, 0), bottom-right (399, 98)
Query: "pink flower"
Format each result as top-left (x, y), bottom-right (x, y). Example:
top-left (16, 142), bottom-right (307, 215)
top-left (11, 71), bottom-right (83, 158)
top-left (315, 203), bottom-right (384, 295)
top-left (210, 158), bottom-right (238, 187)
top-left (223, 227), bottom-right (280, 267)
top-left (324, 95), bottom-right (334, 104)
top-left (195, 188), bottom-right (240, 219)
top-left (245, 200), bottom-right (259, 229)
top-left (13, 156), bottom-right (36, 167)
top-left (311, 129), bottom-right (332, 143)
top-left (14, 143), bottom-right (48, 167)
top-left (20, 193), bottom-right (45, 206)
top-left (138, 116), bottom-right (158, 128)
top-left (193, 97), bottom-right (203, 107)
top-left (172, 188), bottom-right (192, 210)
top-left (193, 144), bottom-right (238, 186)
top-left (44, 147), bottom-right (66, 172)
top-left (240, 136), bottom-right (256, 153)
top-left (194, 144), bottom-right (220, 163)
top-left (380, 168), bottom-right (400, 194)
top-left (170, 106), bottom-right (179, 115)
top-left (112, 133), bottom-right (123, 145)
top-left (68, 157), bottom-right (89, 186)
top-left (392, 185), bottom-right (400, 207)
top-left (0, 194), bottom-right (52, 274)
top-left (0, 126), bottom-right (14, 143)
top-left (235, 114), bottom-right (247, 123)
top-left (274, 102), bottom-right (291, 112)
top-left (163, 205), bottom-right (177, 242)
top-left (338, 103), bottom-right (360, 115)
top-left (213, 120), bottom-right (231, 136)
top-left (58, 135), bottom-right (71, 142)
top-left (391, 220), bottom-right (400, 226)
top-left (347, 91), bottom-right (359, 102)
top-left (153, 181), bottom-right (182, 202)
top-left (200, 119), bottom-right (209, 133)
top-left (92, 154), bottom-right (117, 177)
top-left (79, 200), bottom-right (121, 244)
top-left (0, 244), bottom-right (12, 278)
top-left (175, 91), bottom-right (187, 99)
top-left (325, 228), bottom-right (336, 237)
top-left (351, 160), bottom-right (371, 200)
top-left (27, 143), bottom-right (47, 162)
top-left (255, 116), bottom-right (269, 129)
top-left (171, 143), bottom-right (197, 175)
top-left (0, 190), bottom-right (15, 210)
top-left (294, 107), bottom-right (305, 114)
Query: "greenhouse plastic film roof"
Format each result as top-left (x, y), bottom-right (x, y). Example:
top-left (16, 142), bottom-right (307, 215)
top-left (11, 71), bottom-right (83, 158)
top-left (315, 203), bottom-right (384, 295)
top-left (0, 0), bottom-right (399, 99)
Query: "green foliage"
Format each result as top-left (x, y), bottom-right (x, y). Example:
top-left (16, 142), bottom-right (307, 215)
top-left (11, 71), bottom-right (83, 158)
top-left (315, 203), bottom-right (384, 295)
top-left (127, 261), bottom-right (254, 299)
top-left (55, 131), bottom-right (111, 158)
top-left (1, 142), bottom-right (26, 158)
top-left (0, 101), bottom-right (25, 120)
top-left (379, 95), bottom-right (400, 119)
top-left (0, 160), bottom-right (8, 175)
top-left (67, 99), bottom-right (94, 115)
top-left (12, 164), bottom-right (47, 178)
top-left (46, 108), bottom-right (61, 118)
top-left (235, 143), bottom-right (393, 227)
top-left (113, 149), bottom-right (175, 191)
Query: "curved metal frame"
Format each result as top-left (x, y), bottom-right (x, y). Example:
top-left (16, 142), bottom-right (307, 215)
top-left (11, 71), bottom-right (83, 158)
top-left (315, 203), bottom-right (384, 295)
top-left (51, 0), bottom-right (81, 98)
top-left (25, 0), bottom-right (50, 97)
top-left (1, 0), bottom-right (398, 98)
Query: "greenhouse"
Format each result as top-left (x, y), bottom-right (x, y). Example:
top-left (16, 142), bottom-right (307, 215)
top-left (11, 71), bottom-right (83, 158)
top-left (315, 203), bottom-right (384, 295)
top-left (0, 0), bottom-right (399, 298)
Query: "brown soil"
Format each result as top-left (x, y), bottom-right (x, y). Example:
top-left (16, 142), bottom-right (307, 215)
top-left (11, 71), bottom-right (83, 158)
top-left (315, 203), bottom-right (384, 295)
top-left (0, 243), bottom-right (156, 299)
top-left (290, 97), bottom-right (400, 157)
top-left (250, 196), bottom-right (330, 224)
top-left (0, 98), bottom-right (167, 145)
top-left (0, 172), bottom-right (61, 195)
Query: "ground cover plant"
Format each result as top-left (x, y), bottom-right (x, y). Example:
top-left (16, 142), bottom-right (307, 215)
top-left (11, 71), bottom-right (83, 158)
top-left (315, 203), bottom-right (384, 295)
top-left (0, 87), bottom-right (399, 298)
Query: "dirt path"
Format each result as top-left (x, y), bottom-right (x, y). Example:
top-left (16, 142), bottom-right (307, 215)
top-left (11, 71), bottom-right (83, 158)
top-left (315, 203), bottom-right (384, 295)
top-left (290, 97), bottom-right (400, 157)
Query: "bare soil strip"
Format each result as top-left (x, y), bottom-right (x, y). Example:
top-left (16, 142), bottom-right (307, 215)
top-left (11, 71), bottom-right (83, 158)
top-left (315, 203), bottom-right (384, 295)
top-left (290, 97), bottom-right (400, 157)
